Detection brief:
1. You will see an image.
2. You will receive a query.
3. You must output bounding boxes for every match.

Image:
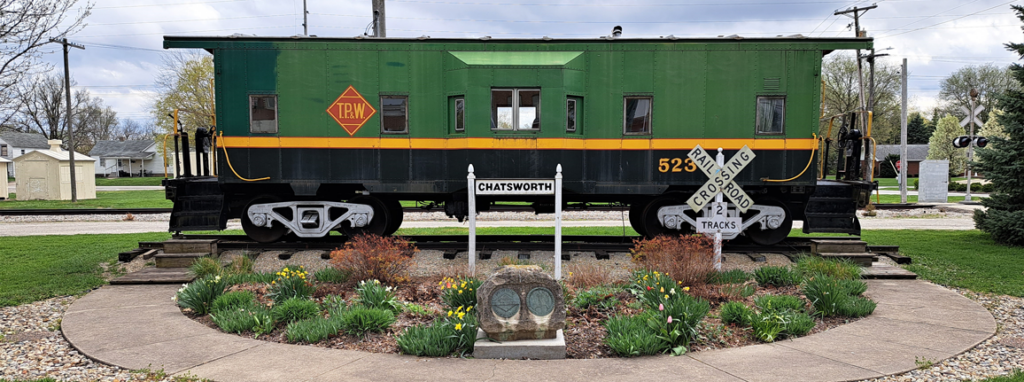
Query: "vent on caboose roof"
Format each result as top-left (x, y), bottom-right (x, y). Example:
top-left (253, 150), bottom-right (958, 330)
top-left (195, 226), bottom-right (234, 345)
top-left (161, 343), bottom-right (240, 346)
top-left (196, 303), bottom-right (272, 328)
top-left (763, 78), bottom-right (781, 91)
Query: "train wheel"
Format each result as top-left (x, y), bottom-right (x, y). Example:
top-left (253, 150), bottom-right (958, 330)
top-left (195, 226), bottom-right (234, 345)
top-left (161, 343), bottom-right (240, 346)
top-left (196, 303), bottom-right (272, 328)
top-left (341, 195), bottom-right (390, 237)
top-left (745, 199), bottom-right (793, 246)
top-left (642, 196), bottom-right (688, 238)
top-left (628, 201), bottom-right (647, 237)
top-left (242, 196), bottom-right (288, 243)
top-left (381, 197), bottom-right (404, 236)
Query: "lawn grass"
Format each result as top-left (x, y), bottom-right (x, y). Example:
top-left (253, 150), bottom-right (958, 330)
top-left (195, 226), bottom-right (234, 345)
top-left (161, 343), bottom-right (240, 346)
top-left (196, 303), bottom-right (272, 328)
top-left (858, 230), bottom-right (1024, 297)
top-left (0, 190), bottom-right (171, 209)
top-left (94, 176), bottom-right (165, 187)
top-left (973, 370), bottom-right (1024, 382)
top-left (873, 194), bottom-right (976, 204)
top-left (0, 232), bottom-right (172, 306)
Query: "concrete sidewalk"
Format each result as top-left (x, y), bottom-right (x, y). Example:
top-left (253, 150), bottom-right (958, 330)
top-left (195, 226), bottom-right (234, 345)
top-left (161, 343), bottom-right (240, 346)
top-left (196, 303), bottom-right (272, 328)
top-left (62, 280), bottom-right (995, 382)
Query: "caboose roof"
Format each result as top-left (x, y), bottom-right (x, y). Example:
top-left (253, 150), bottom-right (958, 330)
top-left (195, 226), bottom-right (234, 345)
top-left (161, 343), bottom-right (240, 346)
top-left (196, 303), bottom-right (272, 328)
top-left (164, 35), bottom-right (872, 53)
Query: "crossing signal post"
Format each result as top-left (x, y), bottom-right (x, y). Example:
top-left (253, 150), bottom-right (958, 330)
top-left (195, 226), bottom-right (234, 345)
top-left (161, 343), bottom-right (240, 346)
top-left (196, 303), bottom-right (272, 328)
top-left (957, 89), bottom-right (984, 202)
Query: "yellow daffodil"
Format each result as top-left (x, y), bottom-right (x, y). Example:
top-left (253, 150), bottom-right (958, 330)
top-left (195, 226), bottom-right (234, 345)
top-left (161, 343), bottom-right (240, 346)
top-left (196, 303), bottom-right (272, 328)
top-left (455, 323), bottom-right (462, 330)
top-left (683, 286), bottom-right (690, 291)
top-left (458, 312), bottom-right (465, 319)
top-left (664, 294), bottom-right (669, 299)
top-left (448, 310), bottom-right (453, 317)
top-left (467, 306), bottom-right (473, 311)
top-left (660, 287), bottom-right (664, 293)
top-left (459, 289), bottom-right (463, 294)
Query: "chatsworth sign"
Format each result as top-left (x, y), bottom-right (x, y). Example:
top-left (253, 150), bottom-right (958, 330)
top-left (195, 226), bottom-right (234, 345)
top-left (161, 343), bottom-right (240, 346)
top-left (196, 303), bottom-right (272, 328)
top-left (476, 180), bottom-right (554, 195)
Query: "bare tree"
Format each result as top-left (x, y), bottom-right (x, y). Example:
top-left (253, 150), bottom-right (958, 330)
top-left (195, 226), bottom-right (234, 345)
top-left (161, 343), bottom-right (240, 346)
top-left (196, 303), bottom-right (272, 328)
top-left (938, 64), bottom-right (1018, 123)
top-left (111, 118), bottom-right (154, 141)
top-left (11, 73), bottom-right (118, 153)
top-left (0, 0), bottom-right (92, 126)
top-left (820, 53), bottom-right (903, 146)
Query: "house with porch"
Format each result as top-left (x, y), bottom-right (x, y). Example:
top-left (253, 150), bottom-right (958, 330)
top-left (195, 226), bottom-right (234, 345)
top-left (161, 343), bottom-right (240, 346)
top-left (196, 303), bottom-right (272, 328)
top-left (873, 144), bottom-right (930, 177)
top-left (89, 140), bottom-right (167, 177)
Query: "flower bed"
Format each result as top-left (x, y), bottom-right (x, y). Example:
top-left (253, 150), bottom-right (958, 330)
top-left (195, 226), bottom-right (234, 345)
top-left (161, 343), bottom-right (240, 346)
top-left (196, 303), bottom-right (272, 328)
top-left (175, 234), bottom-right (876, 359)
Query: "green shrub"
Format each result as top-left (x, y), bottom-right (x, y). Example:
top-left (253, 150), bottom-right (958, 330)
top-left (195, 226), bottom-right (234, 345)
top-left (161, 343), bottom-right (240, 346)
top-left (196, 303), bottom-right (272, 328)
top-left (338, 306), bottom-right (396, 336)
top-left (224, 255), bottom-right (255, 275)
top-left (354, 279), bottom-right (401, 312)
top-left (754, 294), bottom-right (806, 314)
top-left (708, 269), bottom-right (751, 284)
top-left (784, 311), bottom-right (816, 336)
top-left (322, 295), bottom-right (347, 312)
top-left (211, 305), bottom-right (270, 334)
top-left (982, 183), bottom-right (995, 193)
top-left (572, 287), bottom-right (620, 311)
top-left (838, 296), bottom-right (877, 317)
top-left (914, 178), bottom-right (919, 191)
top-left (750, 311), bottom-right (786, 342)
top-left (286, 316), bottom-right (341, 343)
top-left (753, 266), bottom-right (801, 287)
top-left (314, 267), bottom-right (350, 283)
top-left (212, 291), bottom-right (257, 313)
top-left (647, 293), bottom-right (710, 355)
top-left (267, 266), bottom-right (315, 304)
top-left (174, 275), bottom-right (226, 315)
top-left (795, 256), bottom-right (861, 280)
top-left (439, 276), bottom-right (482, 311)
top-left (396, 321), bottom-right (459, 356)
top-left (839, 279), bottom-right (868, 296)
top-left (271, 297), bottom-right (321, 324)
top-left (189, 257), bottom-right (222, 279)
top-left (224, 272), bottom-right (276, 286)
top-left (803, 276), bottom-right (850, 317)
top-left (604, 313), bottom-right (664, 357)
top-left (719, 301), bottom-right (753, 326)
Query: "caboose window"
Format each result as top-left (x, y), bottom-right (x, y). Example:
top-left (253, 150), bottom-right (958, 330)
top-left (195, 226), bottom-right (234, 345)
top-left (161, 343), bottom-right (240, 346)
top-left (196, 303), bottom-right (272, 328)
top-left (566, 98), bottom-right (577, 132)
top-left (756, 96), bottom-right (785, 135)
top-left (491, 88), bottom-right (540, 131)
top-left (623, 96), bottom-right (652, 135)
top-left (454, 97), bottom-right (465, 132)
top-left (381, 95), bottom-right (408, 134)
top-left (249, 95), bottom-right (278, 133)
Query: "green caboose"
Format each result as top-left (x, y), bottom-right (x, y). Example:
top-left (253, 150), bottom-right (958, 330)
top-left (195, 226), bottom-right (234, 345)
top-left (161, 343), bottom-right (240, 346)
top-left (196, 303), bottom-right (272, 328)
top-left (163, 35), bottom-right (874, 244)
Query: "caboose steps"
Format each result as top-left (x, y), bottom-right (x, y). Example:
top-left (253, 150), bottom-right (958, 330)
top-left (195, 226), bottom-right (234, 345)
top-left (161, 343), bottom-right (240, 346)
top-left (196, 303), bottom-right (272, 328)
top-left (809, 239), bottom-right (868, 254)
top-left (110, 267), bottom-right (194, 285)
top-left (155, 252), bottom-right (210, 268)
top-left (818, 252), bottom-right (876, 267)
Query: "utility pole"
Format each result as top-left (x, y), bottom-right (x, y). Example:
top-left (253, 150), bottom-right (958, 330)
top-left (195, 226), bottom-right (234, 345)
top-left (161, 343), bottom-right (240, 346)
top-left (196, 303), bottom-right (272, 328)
top-left (900, 58), bottom-right (908, 204)
top-left (835, 4), bottom-right (877, 180)
top-left (372, 0), bottom-right (386, 37)
top-left (966, 88), bottom-right (979, 202)
top-left (49, 38), bottom-right (84, 202)
top-left (302, 0), bottom-right (308, 36)
top-left (863, 48), bottom-right (889, 183)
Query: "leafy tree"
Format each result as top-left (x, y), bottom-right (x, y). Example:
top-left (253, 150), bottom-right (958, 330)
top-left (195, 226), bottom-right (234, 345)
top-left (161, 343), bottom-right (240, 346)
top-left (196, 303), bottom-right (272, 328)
top-left (151, 52), bottom-right (215, 139)
top-left (979, 108), bottom-right (1009, 141)
top-left (926, 115), bottom-right (968, 176)
top-left (938, 64), bottom-right (1018, 124)
top-left (906, 112), bottom-right (934, 144)
top-left (974, 5), bottom-right (1024, 246)
top-left (0, 0), bottom-right (91, 126)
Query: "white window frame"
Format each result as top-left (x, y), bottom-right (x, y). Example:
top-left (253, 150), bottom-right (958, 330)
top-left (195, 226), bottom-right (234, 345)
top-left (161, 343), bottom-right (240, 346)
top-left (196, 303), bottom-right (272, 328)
top-left (491, 88), bottom-right (541, 131)
top-left (249, 94), bottom-right (279, 134)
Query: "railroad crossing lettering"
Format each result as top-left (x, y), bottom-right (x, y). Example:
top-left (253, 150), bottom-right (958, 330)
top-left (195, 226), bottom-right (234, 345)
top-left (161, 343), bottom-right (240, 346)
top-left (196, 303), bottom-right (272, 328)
top-left (685, 145), bottom-right (756, 213)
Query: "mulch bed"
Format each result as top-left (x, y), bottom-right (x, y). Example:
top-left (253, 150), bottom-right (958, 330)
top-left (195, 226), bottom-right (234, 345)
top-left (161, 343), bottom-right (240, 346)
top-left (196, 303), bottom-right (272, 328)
top-left (185, 276), bottom-right (862, 359)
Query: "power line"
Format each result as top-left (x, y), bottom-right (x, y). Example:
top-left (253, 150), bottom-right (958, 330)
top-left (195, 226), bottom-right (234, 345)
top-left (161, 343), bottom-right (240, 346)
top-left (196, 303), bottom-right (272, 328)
top-left (89, 14), bottom-right (297, 27)
top-left (89, 0), bottom-right (246, 10)
top-left (878, 0), bottom-right (1019, 38)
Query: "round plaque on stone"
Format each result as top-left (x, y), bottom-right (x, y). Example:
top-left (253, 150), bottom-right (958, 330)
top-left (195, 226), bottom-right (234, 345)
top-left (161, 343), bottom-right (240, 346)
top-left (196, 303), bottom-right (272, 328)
top-left (490, 288), bottom-right (520, 318)
top-left (526, 287), bottom-right (555, 316)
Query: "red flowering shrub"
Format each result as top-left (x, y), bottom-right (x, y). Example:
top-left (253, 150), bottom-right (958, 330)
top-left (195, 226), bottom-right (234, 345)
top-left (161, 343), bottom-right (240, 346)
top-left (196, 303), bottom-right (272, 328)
top-left (329, 234), bottom-right (417, 285)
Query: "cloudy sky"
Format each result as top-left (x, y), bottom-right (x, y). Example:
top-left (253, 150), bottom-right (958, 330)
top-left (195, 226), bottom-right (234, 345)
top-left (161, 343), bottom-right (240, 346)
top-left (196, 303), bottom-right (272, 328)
top-left (43, 0), bottom-right (1024, 126)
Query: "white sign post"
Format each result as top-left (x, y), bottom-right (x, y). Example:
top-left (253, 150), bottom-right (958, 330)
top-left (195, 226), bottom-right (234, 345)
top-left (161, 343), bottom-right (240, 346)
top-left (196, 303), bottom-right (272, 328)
top-left (467, 164), bottom-right (563, 279)
top-left (959, 104), bottom-right (984, 203)
top-left (685, 146), bottom-right (756, 271)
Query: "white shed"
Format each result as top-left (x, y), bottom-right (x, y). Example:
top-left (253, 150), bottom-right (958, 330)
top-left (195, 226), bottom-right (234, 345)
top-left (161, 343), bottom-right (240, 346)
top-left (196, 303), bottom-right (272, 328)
top-left (14, 140), bottom-right (96, 200)
top-left (0, 157), bottom-right (10, 200)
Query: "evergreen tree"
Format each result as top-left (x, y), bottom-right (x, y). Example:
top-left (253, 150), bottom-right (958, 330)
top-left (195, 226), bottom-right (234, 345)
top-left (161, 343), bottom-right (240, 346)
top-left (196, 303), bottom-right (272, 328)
top-left (926, 115), bottom-right (968, 176)
top-left (973, 5), bottom-right (1024, 246)
top-left (906, 112), bottom-right (934, 144)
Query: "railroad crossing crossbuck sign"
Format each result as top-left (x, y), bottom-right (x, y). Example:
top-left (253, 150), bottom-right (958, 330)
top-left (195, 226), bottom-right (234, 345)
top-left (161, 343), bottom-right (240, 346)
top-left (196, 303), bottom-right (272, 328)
top-left (685, 145), bottom-right (756, 213)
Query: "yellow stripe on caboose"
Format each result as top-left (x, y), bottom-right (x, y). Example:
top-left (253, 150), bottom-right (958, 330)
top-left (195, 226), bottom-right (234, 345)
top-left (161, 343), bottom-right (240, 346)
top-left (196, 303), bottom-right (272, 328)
top-left (220, 136), bottom-right (817, 151)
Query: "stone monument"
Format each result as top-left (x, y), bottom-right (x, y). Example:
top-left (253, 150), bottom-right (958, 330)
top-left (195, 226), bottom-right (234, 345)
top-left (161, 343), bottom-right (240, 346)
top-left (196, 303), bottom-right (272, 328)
top-left (474, 265), bottom-right (566, 359)
top-left (918, 160), bottom-right (950, 203)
